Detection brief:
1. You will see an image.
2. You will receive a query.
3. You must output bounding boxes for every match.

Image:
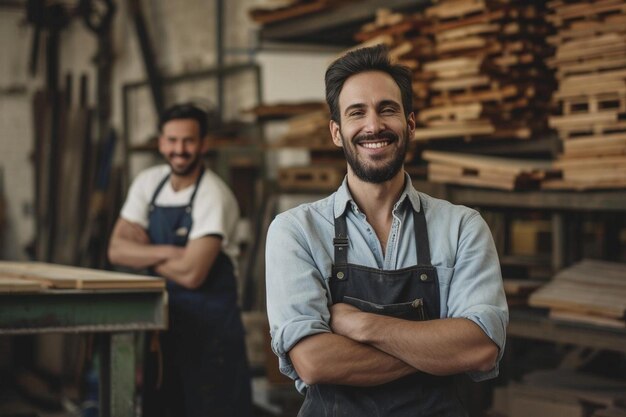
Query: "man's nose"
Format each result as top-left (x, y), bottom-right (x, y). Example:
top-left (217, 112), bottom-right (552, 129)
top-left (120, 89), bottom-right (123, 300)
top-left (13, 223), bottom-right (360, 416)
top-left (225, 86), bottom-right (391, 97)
top-left (174, 141), bottom-right (185, 153)
top-left (363, 112), bottom-right (384, 134)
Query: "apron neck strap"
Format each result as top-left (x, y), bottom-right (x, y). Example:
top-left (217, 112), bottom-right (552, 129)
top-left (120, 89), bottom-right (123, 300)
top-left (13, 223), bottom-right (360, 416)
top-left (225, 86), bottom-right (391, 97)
top-left (188, 167), bottom-right (205, 207)
top-left (150, 172), bottom-right (171, 206)
top-left (413, 208), bottom-right (432, 266)
top-left (333, 214), bottom-right (349, 268)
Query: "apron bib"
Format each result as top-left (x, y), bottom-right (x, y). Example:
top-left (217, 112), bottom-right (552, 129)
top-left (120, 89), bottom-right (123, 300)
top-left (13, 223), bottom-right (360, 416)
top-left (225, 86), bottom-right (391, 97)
top-left (142, 169), bottom-right (252, 417)
top-left (298, 203), bottom-right (467, 417)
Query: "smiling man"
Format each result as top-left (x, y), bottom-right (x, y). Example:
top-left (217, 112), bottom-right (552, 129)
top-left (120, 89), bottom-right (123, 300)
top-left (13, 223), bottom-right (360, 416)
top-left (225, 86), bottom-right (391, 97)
top-left (108, 103), bottom-right (252, 417)
top-left (265, 45), bottom-right (508, 416)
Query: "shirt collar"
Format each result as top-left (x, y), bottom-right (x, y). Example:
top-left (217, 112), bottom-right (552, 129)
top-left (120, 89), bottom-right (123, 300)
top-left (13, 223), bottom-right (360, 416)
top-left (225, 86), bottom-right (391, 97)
top-left (333, 172), bottom-right (422, 219)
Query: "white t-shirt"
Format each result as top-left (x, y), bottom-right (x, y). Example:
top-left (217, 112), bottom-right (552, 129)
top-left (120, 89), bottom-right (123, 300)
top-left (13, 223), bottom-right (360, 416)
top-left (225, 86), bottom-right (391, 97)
top-left (120, 164), bottom-right (241, 270)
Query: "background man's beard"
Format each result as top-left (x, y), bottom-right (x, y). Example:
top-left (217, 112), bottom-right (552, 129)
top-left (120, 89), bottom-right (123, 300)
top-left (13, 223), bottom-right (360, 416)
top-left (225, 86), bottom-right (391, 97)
top-left (342, 128), bottom-right (409, 184)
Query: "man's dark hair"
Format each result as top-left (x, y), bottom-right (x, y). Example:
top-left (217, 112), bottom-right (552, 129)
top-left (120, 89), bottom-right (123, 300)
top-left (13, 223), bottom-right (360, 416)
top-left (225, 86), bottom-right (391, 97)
top-left (325, 44), bottom-right (413, 123)
top-left (159, 103), bottom-right (209, 137)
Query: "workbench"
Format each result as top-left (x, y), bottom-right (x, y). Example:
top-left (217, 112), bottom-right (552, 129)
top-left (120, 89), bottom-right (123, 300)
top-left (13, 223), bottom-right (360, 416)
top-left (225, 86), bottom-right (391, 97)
top-left (0, 262), bottom-right (167, 417)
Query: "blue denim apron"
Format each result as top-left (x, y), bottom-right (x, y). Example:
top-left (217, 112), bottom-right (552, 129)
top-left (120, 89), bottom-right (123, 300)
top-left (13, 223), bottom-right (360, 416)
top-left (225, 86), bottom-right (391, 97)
top-left (297, 202), bottom-right (467, 417)
top-left (142, 168), bottom-right (252, 417)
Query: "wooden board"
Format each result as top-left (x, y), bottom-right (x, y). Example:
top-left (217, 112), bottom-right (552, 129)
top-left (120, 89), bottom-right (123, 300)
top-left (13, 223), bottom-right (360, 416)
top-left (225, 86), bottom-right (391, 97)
top-left (528, 259), bottom-right (626, 318)
top-left (249, 0), bottom-right (331, 24)
top-left (550, 309), bottom-right (626, 328)
top-left (503, 278), bottom-right (544, 296)
top-left (0, 261), bottom-right (164, 290)
top-left (413, 121), bottom-right (495, 141)
top-left (542, 177), bottom-right (626, 190)
top-left (277, 165), bottom-right (345, 191)
top-left (428, 163), bottom-right (520, 190)
top-left (0, 277), bottom-right (44, 293)
top-left (425, 0), bottom-right (488, 21)
top-left (422, 150), bottom-right (554, 176)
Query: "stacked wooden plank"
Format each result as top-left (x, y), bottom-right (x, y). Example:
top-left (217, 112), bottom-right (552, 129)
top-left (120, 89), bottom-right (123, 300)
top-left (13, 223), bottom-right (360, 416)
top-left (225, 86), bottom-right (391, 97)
top-left (528, 259), bottom-right (626, 328)
top-left (0, 261), bottom-right (164, 292)
top-left (261, 104), bottom-right (347, 191)
top-left (503, 278), bottom-right (544, 307)
top-left (354, 8), bottom-right (433, 110)
top-left (490, 369), bottom-right (626, 417)
top-left (544, 0), bottom-right (626, 190)
top-left (249, 0), bottom-right (334, 24)
top-left (411, 0), bottom-right (554, 143)
top-left (422, 150), bottom-right (556, 190)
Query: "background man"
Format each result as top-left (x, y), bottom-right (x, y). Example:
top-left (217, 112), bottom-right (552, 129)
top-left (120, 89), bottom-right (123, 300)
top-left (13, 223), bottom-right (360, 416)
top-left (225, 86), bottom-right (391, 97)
top-left (108, 103), bottom-right (252, 417)
top-left (266, 45), bottom-right (508, 416)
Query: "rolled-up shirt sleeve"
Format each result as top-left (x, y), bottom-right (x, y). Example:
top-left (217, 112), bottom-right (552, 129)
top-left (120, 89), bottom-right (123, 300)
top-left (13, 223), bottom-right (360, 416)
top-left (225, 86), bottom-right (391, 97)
top-left (448, 212), bottom-right (509, 381)
top-left (265, 212), bottom-right (332, 384)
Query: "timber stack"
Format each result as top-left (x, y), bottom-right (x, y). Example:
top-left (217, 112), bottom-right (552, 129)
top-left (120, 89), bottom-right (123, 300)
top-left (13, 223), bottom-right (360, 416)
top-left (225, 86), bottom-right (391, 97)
top-left (544, 0), bottom-right (626, 190)
top-left (412, 0), bottom-right (555, 143)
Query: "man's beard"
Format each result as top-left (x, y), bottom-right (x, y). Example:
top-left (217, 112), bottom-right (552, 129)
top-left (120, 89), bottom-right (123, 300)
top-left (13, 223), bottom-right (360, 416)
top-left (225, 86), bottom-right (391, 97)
top-left (167, 152), bottom-right (202, 176)
top-left (341, 127), bottom-right (409, 184)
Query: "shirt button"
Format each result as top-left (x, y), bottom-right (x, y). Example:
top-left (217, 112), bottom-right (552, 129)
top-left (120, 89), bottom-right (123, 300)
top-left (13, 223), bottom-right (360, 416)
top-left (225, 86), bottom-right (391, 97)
top-left (337, 272), bottom-right (345, 279)
top-left (420, 273), bottom-right (428, 281)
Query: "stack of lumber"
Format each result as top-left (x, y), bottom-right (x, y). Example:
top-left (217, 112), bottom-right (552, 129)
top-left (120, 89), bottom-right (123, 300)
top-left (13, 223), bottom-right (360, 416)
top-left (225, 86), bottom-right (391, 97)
top-left (490, 369), bottom-right (626, 417)
top-left (265, 104), bottom-right (347, 191)
top-left (249, 0), bottom-right (334, 25)
top-left (412, 0), bottom-right (554, 143)
top-left (544, 0), bottom-right (626, 190)
top-left (528, 259), bottom-right (626, 328)
top-left (422, 150), bottom-right (556, 190)
top-left (354, 8), bottom-right (433, 109)
top-left (0, 261), bottom-right (164, 292)
top-left (503, 278), bottom-right (544, 307)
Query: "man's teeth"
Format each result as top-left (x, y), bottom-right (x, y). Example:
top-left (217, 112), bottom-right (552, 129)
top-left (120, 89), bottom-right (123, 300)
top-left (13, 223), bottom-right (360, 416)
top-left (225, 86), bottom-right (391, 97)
top-left (361, 141), bottom-right (389, 149)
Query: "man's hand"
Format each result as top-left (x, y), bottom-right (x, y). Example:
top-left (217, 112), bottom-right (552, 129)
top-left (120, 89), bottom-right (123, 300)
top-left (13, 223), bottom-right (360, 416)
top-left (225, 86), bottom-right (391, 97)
top-left (330, 302), bottom-right (366, 340)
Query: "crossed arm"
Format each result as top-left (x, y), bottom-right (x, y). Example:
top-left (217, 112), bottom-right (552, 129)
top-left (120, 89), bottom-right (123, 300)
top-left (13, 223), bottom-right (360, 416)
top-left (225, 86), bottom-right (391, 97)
top-left (108, 218), bottom-right (222, 289)
top-left (289, 304), bottom-right (498, 386)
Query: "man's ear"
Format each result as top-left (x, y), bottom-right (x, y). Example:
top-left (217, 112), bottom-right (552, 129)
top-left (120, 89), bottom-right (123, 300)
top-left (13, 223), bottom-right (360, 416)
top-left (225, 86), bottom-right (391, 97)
top-left (407, 112), bottom-right (416, 137)
top-left (329, 120), bottom-right (343, 147)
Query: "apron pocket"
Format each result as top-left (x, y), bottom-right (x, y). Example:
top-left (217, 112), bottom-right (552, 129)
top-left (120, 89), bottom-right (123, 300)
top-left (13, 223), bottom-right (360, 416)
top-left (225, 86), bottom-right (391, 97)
top-left (343, 296), bottom-right (427, 321)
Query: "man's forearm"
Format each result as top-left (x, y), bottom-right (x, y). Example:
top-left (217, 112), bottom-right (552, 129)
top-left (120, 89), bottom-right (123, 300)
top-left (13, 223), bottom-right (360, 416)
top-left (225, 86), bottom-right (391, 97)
top-left (289, 332), bottom-right (416, 387)
top-left (345, 313), bottom-right (498, 376)
top-left (108, 237), bottom-right (181, 269)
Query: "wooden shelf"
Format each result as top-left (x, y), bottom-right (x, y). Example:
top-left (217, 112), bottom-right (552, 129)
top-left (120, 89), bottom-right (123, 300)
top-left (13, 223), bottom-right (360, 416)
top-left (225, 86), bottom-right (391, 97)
top-left (412, 180), bottom-right (626, 212)
top-left (508, 309), bottom-right (626, 354)
top-left (260, 0), bottom-right (427, 45)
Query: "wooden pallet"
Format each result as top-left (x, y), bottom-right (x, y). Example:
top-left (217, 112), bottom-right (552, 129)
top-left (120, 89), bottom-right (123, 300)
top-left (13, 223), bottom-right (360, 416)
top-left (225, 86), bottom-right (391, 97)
top-left (556, 54), bottom-right (626, 78)
top-left (547, 0), bottom-right (626, 28)
top-left (277, 165), bottom-right (345, 191)
top-left (562, 135), bottom-right (626, 158)
top-left (547, 14), bottom-right (626, 44)
top-left (424, 150), bottom-right (552, 190)
top-left (552, 120), bottom-right (626, 140)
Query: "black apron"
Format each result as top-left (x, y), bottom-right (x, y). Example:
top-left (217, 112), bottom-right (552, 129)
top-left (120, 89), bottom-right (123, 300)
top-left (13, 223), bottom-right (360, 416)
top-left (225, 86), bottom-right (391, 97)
top-left (298, 202), bottom-right (467, 417)
top-left (142, 169), bottom-right (252, 417)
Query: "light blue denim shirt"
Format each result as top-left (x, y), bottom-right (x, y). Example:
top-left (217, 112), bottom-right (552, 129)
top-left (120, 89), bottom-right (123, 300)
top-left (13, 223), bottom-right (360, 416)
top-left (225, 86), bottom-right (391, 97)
top-left (266, 174), bottom-right (508, 393)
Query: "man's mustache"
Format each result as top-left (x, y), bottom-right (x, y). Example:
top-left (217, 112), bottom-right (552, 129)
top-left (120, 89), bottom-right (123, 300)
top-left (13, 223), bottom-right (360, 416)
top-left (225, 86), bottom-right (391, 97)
top-left (353, 130), bottom-right (398, 144)
top-left (169, 153), bottom-right (191, 159)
